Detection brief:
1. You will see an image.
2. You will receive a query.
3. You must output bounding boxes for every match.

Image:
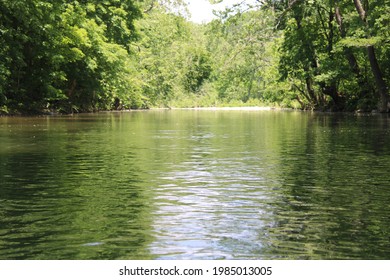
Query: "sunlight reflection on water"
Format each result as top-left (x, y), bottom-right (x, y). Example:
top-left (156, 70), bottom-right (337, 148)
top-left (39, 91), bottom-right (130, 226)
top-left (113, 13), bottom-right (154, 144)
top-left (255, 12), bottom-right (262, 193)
top-left (1, 111), bottom-right (390, 259)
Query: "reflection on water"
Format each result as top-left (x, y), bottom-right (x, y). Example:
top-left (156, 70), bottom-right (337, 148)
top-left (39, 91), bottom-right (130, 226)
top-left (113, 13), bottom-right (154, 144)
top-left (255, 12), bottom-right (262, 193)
top-left (1, 111), bottom-right (390, 259)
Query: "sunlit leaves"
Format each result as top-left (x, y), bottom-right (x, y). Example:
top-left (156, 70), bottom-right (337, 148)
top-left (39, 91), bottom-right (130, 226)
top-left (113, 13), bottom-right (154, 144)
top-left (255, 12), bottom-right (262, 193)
top-left (0, 0), bottom-right (144, 112)
top-left (207, 9), bottom-right (283, 103)
top-left (339, 37), bottom-right (382, 48)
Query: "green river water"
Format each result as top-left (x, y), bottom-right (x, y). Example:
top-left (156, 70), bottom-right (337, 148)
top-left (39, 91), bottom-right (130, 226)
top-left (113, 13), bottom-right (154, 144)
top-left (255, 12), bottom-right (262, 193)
top-left (1, 110), bottom-right (390, 259)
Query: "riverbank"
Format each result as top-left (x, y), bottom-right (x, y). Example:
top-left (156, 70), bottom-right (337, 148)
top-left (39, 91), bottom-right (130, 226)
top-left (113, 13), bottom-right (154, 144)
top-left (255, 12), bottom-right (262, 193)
top-left (0, 106), bottom-right (286, 116)
top-left (2, 105), bottom-right (382, 117)
top-left (170, 106), bottom-right (276, 111)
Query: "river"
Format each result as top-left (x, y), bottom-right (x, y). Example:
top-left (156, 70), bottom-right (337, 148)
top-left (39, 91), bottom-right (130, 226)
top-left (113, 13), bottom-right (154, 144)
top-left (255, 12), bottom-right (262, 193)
top-left (1, 110), bottom-right (390, 259)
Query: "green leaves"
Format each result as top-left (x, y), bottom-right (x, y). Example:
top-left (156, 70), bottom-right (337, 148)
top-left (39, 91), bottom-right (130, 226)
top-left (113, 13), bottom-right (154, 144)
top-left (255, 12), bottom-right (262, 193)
top-left (339, 37), bottom-right (382, 48)
top-left (0, 0), bottom-right (145, 112)
top-left (207, 9), bottom-right (282, 103)
top-left (0, 0), bottom-right (388, 113)
top-left (184, 51), bottom-right (212, 93)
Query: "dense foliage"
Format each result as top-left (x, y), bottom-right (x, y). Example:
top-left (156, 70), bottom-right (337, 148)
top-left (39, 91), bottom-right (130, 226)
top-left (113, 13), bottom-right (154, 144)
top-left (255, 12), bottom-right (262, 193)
top-left (265, 0), bottom-right (390, 111)
top-left (0, 0), bottom-right (389, 113)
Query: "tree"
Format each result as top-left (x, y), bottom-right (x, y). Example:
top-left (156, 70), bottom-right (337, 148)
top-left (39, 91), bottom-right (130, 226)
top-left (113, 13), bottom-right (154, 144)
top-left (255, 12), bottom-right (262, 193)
top-left (0, 0), bottom-right (144, 113)
top-left (206, 9), bottom-right (283, 104)
top-left (265, 0), bottom-right (390, 111)
top-left (1, 0), bottom-right (389, 113)
top-left (352, 0), bottom-right (389, 112)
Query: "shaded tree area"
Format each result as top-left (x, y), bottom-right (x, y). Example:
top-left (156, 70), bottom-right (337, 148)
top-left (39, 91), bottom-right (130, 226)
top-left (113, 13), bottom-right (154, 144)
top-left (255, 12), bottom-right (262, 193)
top-left (262, 0), bottom-right (390, 112)
top-left (0, 0), bottom-right (142, 113)
top-left (1, 0), bottom-right (389, 114)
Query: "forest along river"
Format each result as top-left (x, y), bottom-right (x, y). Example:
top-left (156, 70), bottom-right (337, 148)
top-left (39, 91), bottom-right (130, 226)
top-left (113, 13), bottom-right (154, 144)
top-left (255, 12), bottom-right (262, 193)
top-left (1, 110), bottom-right (390, 259)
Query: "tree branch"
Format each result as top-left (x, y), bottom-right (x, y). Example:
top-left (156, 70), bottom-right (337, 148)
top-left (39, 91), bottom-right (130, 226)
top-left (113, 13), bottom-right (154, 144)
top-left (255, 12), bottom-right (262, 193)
top-left (353, 0), bottom-right (366, 22)
top-left (143, 0), bottom-right (156, 14)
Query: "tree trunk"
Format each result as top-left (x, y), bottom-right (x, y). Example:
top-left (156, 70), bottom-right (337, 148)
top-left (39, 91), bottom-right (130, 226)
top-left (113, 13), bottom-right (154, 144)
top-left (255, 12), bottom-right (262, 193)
top-left (321, 82), bottom-right (345, 110)
top-left (68, 79), bottom-right (77, 98)
top-left (304, 72), bottom-right (318, 106)
top-left (353, 0), bottom-right (366, 21)
top-left (367, 46), bottom-right (389, 111)
top-left (295, 15), bottom-right (319, 107)
top-left (353, 0), bottom-right (389, 112)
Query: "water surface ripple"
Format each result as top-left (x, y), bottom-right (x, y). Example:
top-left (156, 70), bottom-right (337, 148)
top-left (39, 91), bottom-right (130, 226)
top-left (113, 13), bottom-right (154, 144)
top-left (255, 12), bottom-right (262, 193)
top-left (1, 111), bottom-right (390, 259)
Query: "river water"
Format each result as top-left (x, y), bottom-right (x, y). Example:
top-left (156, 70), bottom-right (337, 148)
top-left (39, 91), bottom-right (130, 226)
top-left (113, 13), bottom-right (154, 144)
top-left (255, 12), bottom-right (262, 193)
top-left (1, 110), bottom-right (390, 259)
